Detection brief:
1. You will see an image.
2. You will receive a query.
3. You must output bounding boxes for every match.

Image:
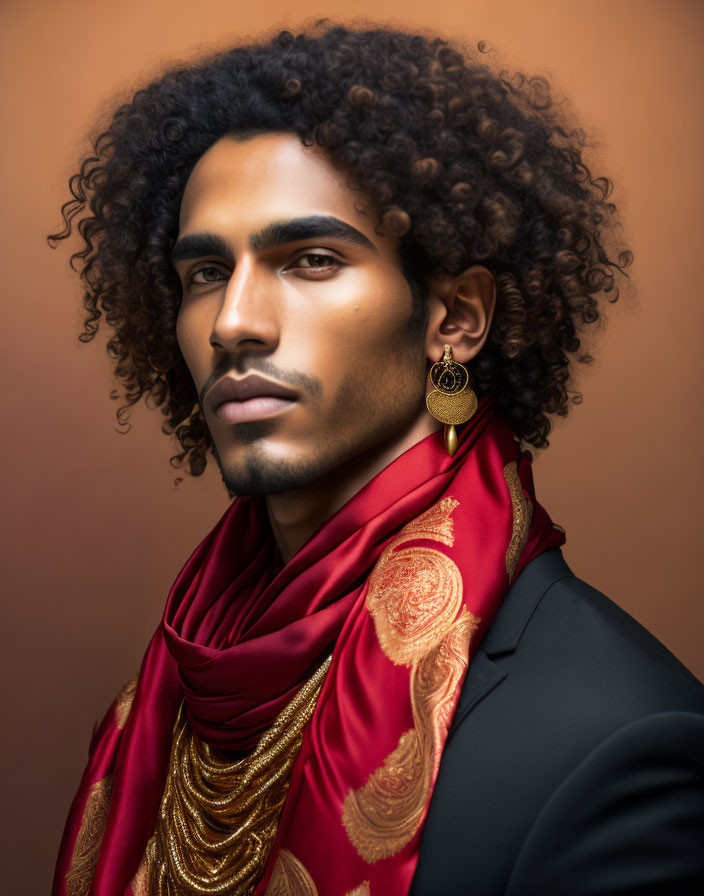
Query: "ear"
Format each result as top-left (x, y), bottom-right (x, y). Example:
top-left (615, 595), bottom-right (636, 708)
top-left (424, 265), bottom-right (496, 365)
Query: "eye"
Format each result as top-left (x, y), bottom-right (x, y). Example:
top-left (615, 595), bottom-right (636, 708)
top-left (287, 252), bottom-right (344, 276)
top-left (296, 252), bottom-right (337, 267)
top-left (188, 265), bottom-right (229, 286)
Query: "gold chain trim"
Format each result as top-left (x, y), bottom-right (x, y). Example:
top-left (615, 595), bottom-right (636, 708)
top-left (134, 655), bottom-right (332, 895)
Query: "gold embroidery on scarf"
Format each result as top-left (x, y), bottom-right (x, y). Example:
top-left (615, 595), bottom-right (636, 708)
top-left (136, 655), bottom-right (331, 896)
top-left (115, 674), bottom-right (138, 729)
top-left (414, 610), bottom-right (479, 780)
top-left (365, 498), bottom-right (462, 667)
top-left (366, 544), bottom-right (463, 666)
top-left (343, 498), bottom-right (480, 862)
top-left (264, 850), bottom-right (369, 896)
top-left (346, 884), bottom-right (371, 896)
top-left (400, 496), bottom-right (458, 545)
top-left (65, 776), bottom-right (112, 896)
top-left (265, 848), bottom-right (318, 896)
top-left (503, 461), bottom-right (533, 584)
top-left (130, 853), bottom-right (151, 896)
top-left (343, 727), bottom-right (424, 860)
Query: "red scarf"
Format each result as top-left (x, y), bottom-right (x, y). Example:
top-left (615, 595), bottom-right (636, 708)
top-left (53, 397), bottom-right (564, 895)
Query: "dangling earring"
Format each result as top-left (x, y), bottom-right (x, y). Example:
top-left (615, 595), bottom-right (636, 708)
top-left (426, 344), bottom-right (478, 456)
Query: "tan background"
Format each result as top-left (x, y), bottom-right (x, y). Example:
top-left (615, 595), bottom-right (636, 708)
top-left (1, 0), bottom-right (702, 889)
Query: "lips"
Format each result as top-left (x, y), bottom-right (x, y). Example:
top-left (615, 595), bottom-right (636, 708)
top-left (206, 374), bottom-right (298, 423)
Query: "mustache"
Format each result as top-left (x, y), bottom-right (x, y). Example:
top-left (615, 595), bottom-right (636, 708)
top-left (197, 357), bottom-right (323, 409)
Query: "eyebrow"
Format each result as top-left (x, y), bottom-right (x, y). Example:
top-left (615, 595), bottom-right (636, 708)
top-left (249, 215), bottom-right (378, 253)
top-left (171, 214), bottom-right (378, 266)
top-left (171, 233), bottom-right (233, 265)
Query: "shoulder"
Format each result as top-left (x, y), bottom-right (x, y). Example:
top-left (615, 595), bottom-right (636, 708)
top-left (469, 550), bottom-right (704, 790)
top-left (481, 549), bottom-right (704, 727)
top-left (505, 709), bottom-right (704, 895)
top-left (412, 550), bottom-right (704, 895)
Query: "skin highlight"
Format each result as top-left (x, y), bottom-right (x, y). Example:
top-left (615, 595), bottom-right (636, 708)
top-left (174, 133), bottom-right (495, 561)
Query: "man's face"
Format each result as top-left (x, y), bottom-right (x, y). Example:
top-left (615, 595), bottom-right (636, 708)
top-left (174, 133), bottom-right (429, 496)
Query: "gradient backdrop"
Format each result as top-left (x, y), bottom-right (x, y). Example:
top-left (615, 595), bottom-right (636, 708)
top-left (1, 0), bottom-right (702, 890)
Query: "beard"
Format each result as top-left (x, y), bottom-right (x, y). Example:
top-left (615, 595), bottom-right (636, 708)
top-left (208, 339), bottom-right (428, 500)
top-left (210, 432), bottom-right (346, 498)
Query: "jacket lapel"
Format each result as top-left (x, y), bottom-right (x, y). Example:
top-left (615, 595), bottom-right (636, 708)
top-left (450, 549), bottom-right (574, 734)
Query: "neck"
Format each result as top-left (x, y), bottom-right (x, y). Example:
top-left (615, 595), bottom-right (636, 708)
top-left (266, 414), bottom-right (440, 564)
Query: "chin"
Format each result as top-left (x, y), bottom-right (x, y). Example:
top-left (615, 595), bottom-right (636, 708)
top-left (212, 441), bottom-right (336, 498)
top-left (209, 405), bottom-right (418, 498)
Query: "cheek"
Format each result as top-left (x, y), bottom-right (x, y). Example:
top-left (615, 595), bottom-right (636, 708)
top-left (319, 305), bottom-right (423, 399)
top-left (312, 276), bottom-right (411, 349)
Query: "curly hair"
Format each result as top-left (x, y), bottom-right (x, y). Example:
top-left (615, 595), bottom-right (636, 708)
top-left (49, 19), bottom-right (632, 476)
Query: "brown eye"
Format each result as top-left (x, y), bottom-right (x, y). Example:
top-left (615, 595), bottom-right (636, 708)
top-left (286, 252), bottom-right (346, 279)
top-left (190, 265), bottom-right (229, 285)
top-left (295, 252), bottom-right (339, 269)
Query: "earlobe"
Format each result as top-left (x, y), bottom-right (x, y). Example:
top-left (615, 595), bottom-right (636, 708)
top-left (425, 265), bottom-right (496, 365)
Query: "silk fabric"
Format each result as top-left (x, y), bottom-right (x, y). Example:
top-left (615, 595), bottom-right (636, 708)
top-left (53, 397), bottom-right (565, 895)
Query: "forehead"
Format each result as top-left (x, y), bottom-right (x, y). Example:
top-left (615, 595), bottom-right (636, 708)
top-left (178, 132), bottom-right (377, 237)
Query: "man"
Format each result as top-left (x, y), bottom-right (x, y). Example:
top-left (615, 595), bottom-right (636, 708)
top-left (51, 21), bottom-right (704, 896)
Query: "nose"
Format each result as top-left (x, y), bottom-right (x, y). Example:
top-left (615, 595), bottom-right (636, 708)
top-left (209, 254), bottom-right (279, 354)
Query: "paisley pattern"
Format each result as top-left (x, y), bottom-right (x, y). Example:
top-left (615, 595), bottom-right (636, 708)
top-left (53, 402), bottom-right (566, 896)
top-left (265, 850), bottom-right (370, 896)
top-left (265, 849), bottom-right (319, 896)
top-left (345, 884), bottom-right (371, 896)
top-left (114, 675), bottom-right (138, 730)
top-left (65, 777), bottom-right (112, 896)
top-left (67, 674), bottom-right (139, 895)
top-left (365, 544), bottom-right (463, 666)
top-left (503, 461), bottom-right (533, 584)
top-left (343, 498), bottom-right (480, 862)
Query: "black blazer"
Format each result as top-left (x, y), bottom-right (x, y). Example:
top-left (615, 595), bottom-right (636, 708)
top-left (411, 549), bottom-right (704, 895)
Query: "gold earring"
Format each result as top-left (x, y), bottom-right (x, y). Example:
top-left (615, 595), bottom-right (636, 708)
top-left (426, 344), bottom-right (478, 456)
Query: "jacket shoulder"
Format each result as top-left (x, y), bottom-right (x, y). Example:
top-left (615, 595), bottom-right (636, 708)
top-left (516, 565), bottom-right (704, 720)
top-left (505, 710), bottom-right (704, 895)
top-left (411, 551), bottom-right (704, 896)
